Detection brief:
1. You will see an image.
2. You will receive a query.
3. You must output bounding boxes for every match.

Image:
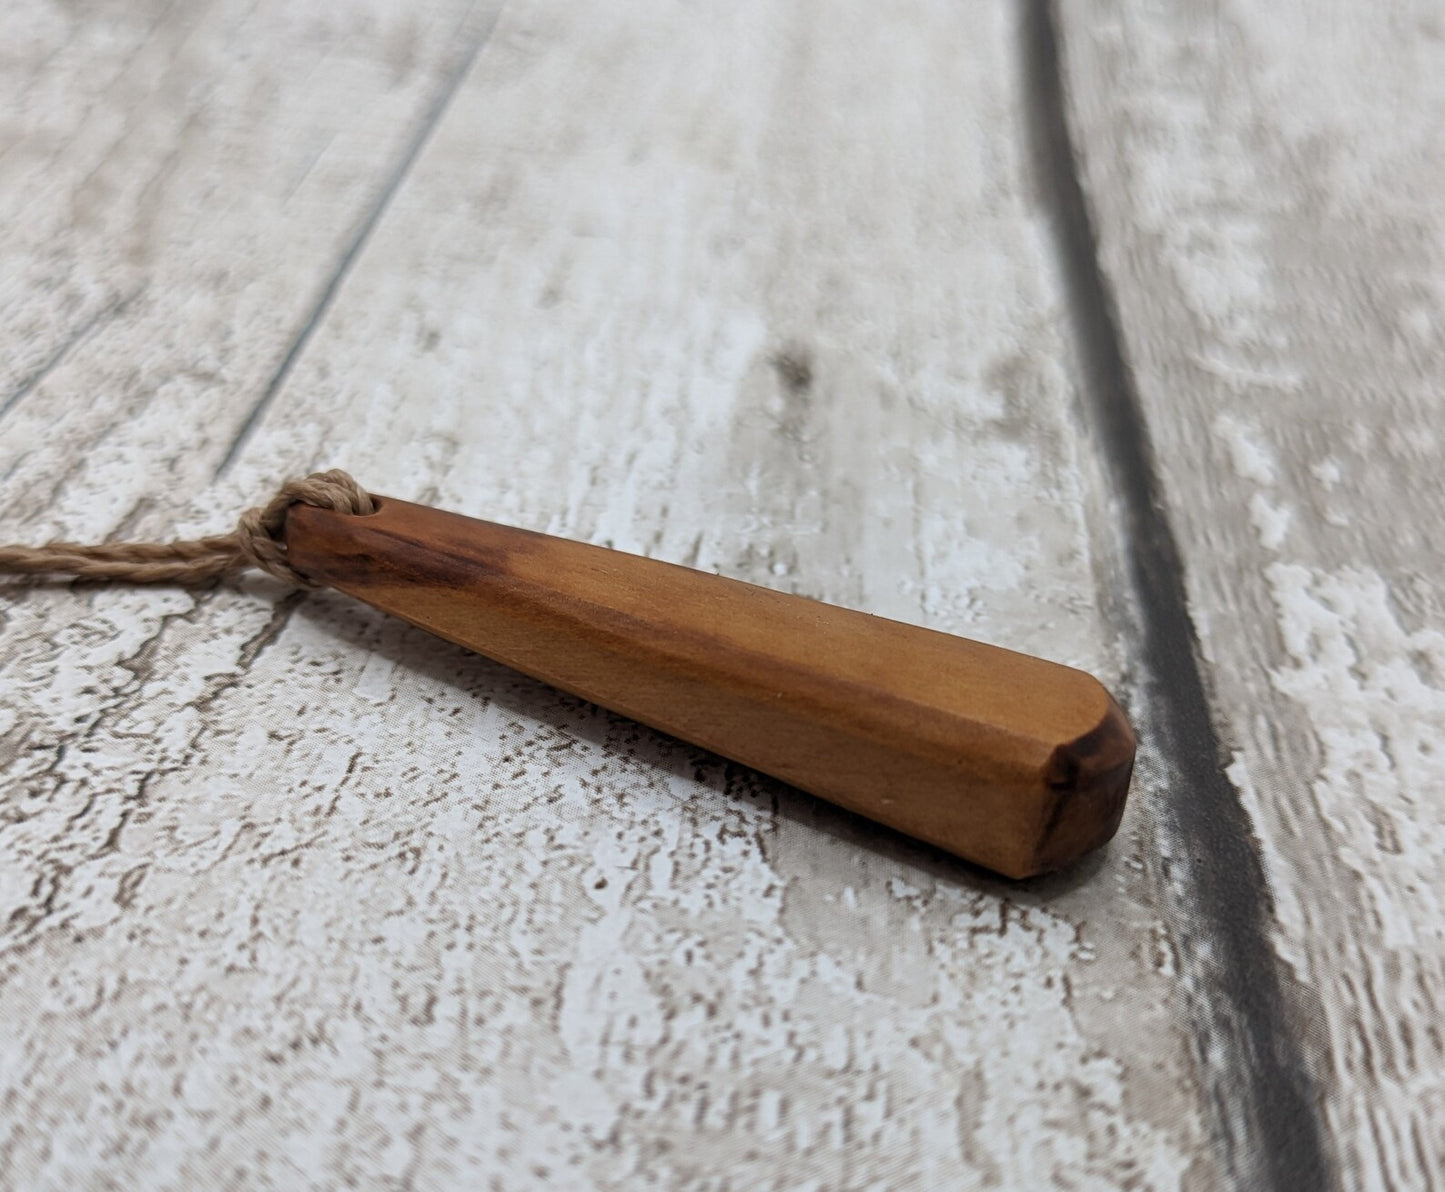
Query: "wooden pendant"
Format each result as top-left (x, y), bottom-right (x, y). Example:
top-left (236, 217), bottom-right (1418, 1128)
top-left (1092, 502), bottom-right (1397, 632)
top-left (284, 497), bottom-right (1134, 878)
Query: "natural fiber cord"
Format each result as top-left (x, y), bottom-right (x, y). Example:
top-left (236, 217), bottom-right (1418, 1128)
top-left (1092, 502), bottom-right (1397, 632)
top-left (0, 470), bottom-right (373, 586)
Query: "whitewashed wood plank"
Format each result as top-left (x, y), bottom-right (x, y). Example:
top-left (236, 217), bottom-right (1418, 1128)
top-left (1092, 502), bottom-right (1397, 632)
top-left (1059, 2), bottom-right (1445, 1187)
top-left (3, 1), bottom-right (1216, 1188)
top-left (0, 0), bottom-right (489, 1183)
top-left (0, 0), bottom-right (496, 541)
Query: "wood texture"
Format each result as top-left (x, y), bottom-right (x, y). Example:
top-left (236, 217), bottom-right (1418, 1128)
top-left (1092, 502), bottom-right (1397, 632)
top-left (6, 0), bottom-right (1396, 1187)
top-left (285, 497), bottom-right (1135, 877)
top-left (1059, 2), bottom-right (1445, 1187)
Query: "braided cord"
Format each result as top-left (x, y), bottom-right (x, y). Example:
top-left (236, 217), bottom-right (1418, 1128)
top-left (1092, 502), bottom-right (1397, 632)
top-left (0, 470), bottom-right (372, 586)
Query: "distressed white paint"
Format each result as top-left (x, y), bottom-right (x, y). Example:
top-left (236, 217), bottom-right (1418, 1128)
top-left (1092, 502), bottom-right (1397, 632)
top-left (1062, 2), bottom-right (1445, 1186)
top-left (0, 1), bottom-right (1218, 1188)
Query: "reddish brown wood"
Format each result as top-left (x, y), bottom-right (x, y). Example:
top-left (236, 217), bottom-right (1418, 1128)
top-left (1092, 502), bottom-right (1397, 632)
top-left (285, 497), bottom-right (1135, 878)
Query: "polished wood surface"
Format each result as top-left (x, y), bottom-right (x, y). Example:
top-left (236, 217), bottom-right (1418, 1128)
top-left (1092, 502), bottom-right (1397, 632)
top-left (286, 497), bottom-right (1135, 878)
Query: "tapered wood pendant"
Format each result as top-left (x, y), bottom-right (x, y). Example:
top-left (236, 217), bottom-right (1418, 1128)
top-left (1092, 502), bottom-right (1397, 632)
top-left (284, 497), bottom-right (1134, 879)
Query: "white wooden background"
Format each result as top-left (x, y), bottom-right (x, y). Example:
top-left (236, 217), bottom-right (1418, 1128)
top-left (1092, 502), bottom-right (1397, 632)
top-left (0, 1), bottom-right (1439, 1188)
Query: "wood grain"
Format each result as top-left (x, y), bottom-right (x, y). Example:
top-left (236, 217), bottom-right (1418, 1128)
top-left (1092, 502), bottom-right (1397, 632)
top-left (0, 1), bottom-right (1216, 1188)
top-left (0, 0), bottom-right (497, 540)
top-left (285, 497), bottom-right (1135, 877)
top-left (1059, 1), bottom-right (1445, 1186)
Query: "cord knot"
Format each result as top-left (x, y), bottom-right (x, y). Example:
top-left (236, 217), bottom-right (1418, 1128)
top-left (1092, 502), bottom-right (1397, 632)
top-left (233, 469), bottom-right (375, 585)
